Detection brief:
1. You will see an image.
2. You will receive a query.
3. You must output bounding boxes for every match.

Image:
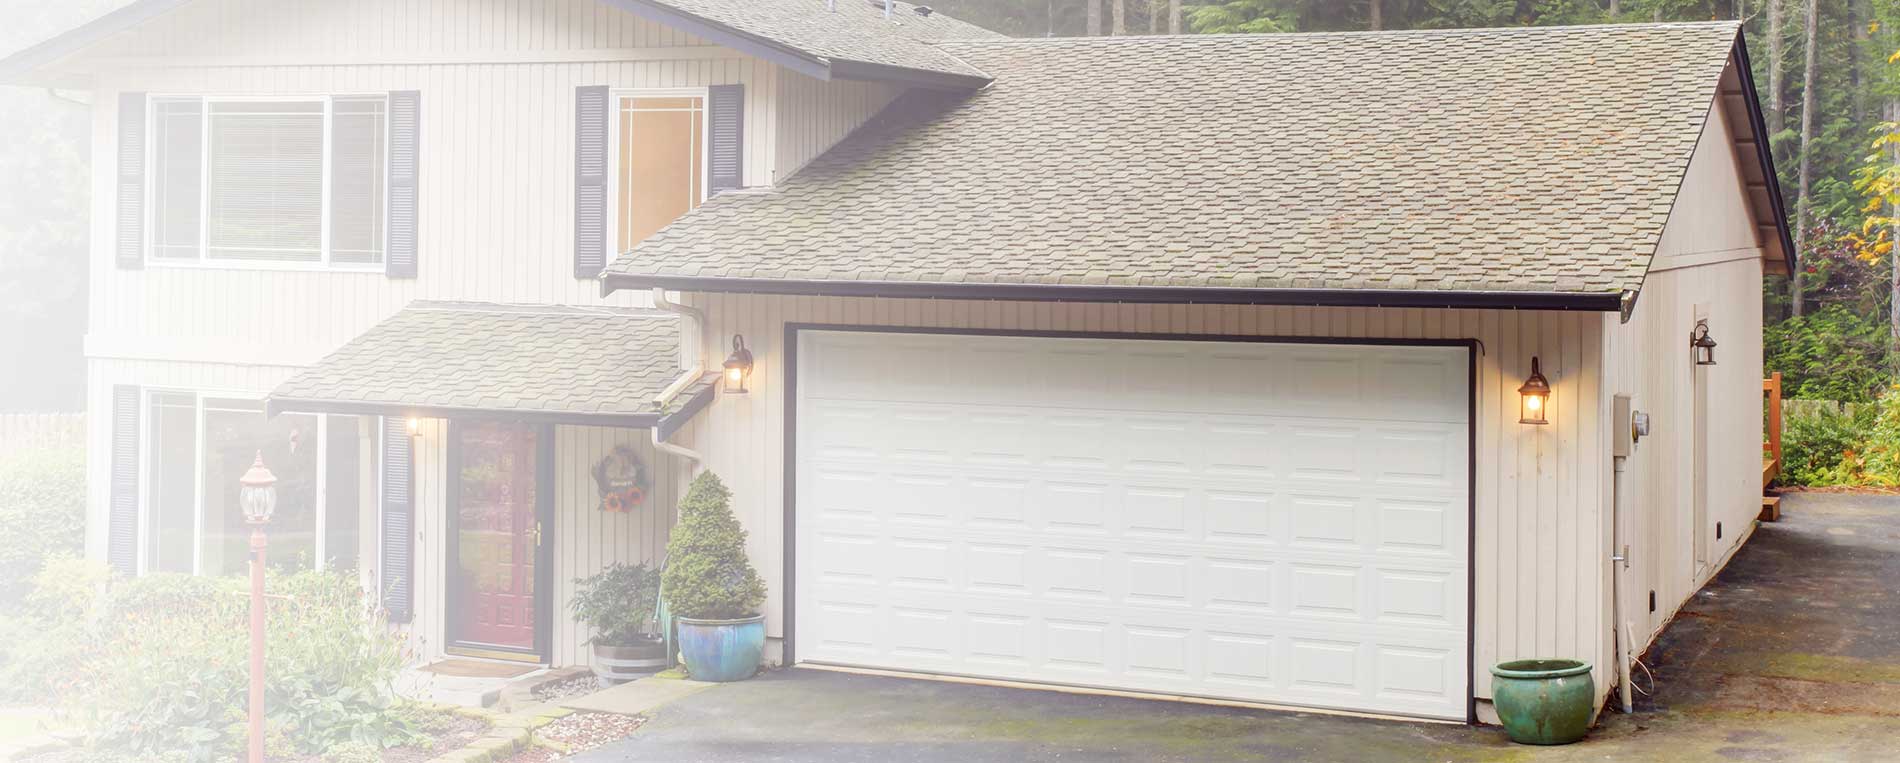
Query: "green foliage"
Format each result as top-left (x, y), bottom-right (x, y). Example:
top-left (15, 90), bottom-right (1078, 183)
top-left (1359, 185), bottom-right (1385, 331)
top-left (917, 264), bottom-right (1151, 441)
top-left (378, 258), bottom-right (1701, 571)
top-left (1780, 400), bottom-right (1877, 485)
top-left (1, 566), bottom-right (429, 761)
top-left (323, 739), bottom-right (385, 763)
top-left (571, 562), bottom-right (662, 646)
top-left (660, 473), bottom-right (767, 621)
top-left (0, 447), bottom-right (86, 598)
top-left (1766, 303), bottom-right (1893, 402)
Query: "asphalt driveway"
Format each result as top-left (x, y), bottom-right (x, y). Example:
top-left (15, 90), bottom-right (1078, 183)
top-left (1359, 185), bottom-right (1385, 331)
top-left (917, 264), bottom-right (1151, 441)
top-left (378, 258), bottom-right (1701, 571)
top-left (577, 491), bottom-right (1900, 762)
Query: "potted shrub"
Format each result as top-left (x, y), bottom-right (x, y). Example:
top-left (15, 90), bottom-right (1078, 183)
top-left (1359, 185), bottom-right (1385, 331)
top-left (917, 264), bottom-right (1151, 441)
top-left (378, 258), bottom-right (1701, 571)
top-left (569, 562), bottom-right (666, 686)
top-left (659, 472), bottom-right (767, 682)
top-left (1490, 659), bottom-right (1595, 745)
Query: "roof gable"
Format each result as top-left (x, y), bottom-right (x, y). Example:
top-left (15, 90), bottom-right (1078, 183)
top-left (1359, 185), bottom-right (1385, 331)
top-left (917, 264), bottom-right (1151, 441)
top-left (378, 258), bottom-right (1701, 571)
top-left (0, 0), bottom-right (999, 88)
top-left (605, 22), bottom-right (1788, 309)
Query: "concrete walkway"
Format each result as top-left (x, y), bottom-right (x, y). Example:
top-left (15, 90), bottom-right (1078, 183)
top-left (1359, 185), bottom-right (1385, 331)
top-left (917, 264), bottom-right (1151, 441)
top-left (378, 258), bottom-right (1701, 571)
top-left (577, 492), bottom-right (1900, 762)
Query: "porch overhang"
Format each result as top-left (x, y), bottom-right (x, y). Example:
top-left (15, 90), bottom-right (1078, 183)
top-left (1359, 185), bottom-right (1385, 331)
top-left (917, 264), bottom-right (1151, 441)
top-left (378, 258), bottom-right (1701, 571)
top-left (266, 301), bottom-right (713, 432)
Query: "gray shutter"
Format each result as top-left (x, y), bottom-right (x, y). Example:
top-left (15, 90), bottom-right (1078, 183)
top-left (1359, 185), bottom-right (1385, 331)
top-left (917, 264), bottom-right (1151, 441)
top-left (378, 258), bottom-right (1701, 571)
top-left (574, 85), bottom-right (609, 278)
top-left (708, 84), bottom-right (744, 192)
top-left (386, 91), bottom-right (420, 278)
top-left (379, 416), bottom-right (414, 622)
top-left (108, 386), bottom-right (140, 575)
top-left (117, 93), bottom-right (146, 270)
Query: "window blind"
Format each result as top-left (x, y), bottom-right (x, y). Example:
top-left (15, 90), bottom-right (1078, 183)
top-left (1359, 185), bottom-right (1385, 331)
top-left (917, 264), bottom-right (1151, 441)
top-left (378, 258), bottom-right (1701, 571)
top-left (151, 98), bottom-right (203, 261)
top-left (206, 101), bottom-right (325, 262)
top-left (331, 97), bottom-right (387, 265)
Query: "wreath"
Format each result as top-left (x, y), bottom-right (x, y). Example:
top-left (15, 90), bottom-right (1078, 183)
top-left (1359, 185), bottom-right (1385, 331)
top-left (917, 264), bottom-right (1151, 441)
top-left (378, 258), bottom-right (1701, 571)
top-left (592, 444), bottom-right (649, 513)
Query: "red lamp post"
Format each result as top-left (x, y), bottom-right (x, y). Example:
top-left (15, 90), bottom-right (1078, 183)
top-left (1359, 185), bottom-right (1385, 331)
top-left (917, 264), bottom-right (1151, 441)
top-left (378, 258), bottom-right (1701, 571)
top-left (238, 453), bottom-right (278, 763)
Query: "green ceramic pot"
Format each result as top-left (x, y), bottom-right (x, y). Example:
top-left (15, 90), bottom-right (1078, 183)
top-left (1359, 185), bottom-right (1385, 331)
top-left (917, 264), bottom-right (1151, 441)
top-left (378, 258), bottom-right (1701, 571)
top-left (1490, 659), bottom-right (1594, 745)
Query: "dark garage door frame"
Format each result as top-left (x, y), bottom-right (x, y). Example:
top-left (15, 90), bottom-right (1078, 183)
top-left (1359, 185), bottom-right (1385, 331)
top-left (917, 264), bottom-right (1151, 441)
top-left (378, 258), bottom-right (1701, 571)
top-left (780, 323), bottom-right (1480, 723)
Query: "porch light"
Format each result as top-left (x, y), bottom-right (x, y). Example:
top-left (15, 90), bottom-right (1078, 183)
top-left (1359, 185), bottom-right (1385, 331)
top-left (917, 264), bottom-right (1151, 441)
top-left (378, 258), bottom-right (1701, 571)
top-left (1518, 357), bottom-right (1552, 426)
top-left (723, 334), bottom-right (755, 394)
top-left (1690, 320), bottom-right (1718, 366)
top-left (238, 452), bottom-right (278, 524)
top-left (406, 416), bottom-right (422, 438)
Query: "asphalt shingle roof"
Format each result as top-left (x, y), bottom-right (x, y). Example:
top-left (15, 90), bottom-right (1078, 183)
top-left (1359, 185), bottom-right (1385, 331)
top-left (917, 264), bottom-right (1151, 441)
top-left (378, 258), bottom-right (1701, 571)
top-left (606, 22), bottom-right (1748, 300)
top-left (642, 0), bottom-right (1001, 79)
top-left (270, 302), bottom-right (687, 423)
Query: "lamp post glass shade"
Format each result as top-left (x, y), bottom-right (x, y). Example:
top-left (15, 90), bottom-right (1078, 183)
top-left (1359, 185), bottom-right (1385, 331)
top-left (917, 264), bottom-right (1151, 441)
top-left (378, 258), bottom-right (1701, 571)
top-left (238, 451), bottom-right (278, 524)
top-left (1519, 357), bottom-right (1552, 425)
top-left (723, 334), bottom-right (755, 394)
top-left (1690, 321), bottom-right (1717, 366)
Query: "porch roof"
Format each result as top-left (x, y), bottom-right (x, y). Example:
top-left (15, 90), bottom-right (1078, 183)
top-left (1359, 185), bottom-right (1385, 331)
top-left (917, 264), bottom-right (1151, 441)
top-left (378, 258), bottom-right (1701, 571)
top-left (268, 302), bottom-right (713, 433)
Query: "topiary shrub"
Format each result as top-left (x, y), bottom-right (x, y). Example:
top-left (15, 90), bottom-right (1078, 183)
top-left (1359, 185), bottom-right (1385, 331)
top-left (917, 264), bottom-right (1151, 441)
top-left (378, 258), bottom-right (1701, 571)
top-left (571, 562), bottom-right (661, 646)
top-left (659, 472), bottom-right (766, 620)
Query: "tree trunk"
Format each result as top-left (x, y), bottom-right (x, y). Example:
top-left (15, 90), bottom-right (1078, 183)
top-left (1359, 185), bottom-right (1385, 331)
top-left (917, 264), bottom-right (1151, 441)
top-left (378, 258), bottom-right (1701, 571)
top-left (1370, 0), bottom-right (1382, 30)
top-left (1169, 0), bottom-right (1181, 34)
top-left (1150, 0), bottom-right (1161, 33)
top-left (1609, 0), bottom-right (1620, 17)
top-left (1112, 0), bottom-right (1125, 34)
top-left (1087, 0), bottom-right (1101, 36)
top-left (1890, 101), bottom-right (1900, 375)
top-left (1768, 0), bottom-right (1786, 136)
top-left (1791, 0), bottom-right (1819, 317)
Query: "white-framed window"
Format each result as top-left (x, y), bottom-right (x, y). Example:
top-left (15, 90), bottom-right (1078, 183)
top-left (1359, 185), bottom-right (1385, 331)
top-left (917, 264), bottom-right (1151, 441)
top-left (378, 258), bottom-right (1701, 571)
top-left (609, 88), bottom-right (709, 259)
top-left (147, 94), bottom-right (388, 269)
top-left (141, 390), bottom-right (368, 575)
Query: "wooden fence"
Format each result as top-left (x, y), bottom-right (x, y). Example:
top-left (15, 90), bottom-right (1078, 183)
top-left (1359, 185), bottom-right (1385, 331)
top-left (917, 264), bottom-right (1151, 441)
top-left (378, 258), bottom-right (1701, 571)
top-left (0, 413), bottom-right (85, 456)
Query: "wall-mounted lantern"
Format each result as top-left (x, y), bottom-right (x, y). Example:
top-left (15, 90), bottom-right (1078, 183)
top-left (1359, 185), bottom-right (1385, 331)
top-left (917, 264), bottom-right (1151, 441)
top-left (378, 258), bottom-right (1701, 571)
top-left (1689, 320), bottom-right (1718, 366)
top-left (723, 334), bottom-right (755, 394)
top-left (406, 417), bottom-right (422, 439)
top-left (1518, 357), bottom-right (1552, 425)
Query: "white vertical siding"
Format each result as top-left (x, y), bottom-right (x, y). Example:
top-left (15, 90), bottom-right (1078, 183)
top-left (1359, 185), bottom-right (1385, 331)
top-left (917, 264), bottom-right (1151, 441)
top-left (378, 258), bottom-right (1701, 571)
top-left (80, 0), bottom-right (889, 366)
top-left (682, 295), bottom-right (1609, 701)
top-left (1602, 92), bottom-right (1768, 675)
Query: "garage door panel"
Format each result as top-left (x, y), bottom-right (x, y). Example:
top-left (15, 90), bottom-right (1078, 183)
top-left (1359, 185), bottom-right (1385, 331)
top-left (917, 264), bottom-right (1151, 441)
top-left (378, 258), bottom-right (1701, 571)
top-left (797, 332), bottom-right (1470, 720)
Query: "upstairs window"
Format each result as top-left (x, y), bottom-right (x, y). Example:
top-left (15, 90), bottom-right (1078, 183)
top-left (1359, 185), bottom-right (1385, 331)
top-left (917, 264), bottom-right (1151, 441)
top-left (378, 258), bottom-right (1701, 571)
top-left (149, 95), bottom-right (387, 267)
top-left (613, 93), bottom-right (706, 254)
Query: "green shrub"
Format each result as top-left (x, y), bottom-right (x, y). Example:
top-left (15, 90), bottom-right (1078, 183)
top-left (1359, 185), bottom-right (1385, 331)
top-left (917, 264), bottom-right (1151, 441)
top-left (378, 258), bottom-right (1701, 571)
top-left (1781, 400), bottom-right (1877, 486)
top-left (0, 556), bottom-right (110, 703)
top-left (324, 740), bottom-right (384, 763)
top-left (61, 569), bottom-right (424, 761)
top-left (571, 562), bottom-right (661, 646)
top-left (660, 472), bottom-right (766, 620)
top-left (0, 447), bottom-right (86, 599)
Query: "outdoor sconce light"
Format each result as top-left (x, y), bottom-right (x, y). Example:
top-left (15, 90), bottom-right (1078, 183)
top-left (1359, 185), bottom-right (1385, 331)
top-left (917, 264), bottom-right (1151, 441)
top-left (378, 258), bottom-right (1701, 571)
top-left (406, 417), bottom-right (422, 438)
top-left (1690, 320), bottom-right (1718, 366)
top-left (1518, 357), bottom-right (1552, 426)
top-left (238, 452), bottom-right (278, 525)
top-left (723, 334), bottom-right (755, 394)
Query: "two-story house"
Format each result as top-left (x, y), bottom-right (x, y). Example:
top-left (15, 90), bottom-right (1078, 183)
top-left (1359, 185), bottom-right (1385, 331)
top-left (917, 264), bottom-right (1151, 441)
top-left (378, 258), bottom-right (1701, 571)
top-left (3, 0), bottom-right (1792, 725)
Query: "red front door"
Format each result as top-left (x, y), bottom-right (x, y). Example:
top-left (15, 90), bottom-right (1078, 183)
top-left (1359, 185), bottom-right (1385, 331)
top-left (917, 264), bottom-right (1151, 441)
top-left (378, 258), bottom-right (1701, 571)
top-left (451, 422), bottom-right (543, 656)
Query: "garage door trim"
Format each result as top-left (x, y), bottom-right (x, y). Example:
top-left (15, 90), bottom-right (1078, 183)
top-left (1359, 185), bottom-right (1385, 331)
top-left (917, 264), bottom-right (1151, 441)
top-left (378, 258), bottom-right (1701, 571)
top-left (781, 324), bottom-right (1479, 723)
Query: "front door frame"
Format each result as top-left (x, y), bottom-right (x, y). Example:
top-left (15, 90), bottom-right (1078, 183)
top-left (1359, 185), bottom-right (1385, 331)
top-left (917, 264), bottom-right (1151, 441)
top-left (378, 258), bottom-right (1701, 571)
top-left (444, 419), bottom-right (555, 663)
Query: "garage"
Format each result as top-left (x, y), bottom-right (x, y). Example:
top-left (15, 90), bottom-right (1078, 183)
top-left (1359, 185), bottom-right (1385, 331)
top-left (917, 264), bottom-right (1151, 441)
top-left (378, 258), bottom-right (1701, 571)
top-left (790, 329), bottom-right (1473, 720)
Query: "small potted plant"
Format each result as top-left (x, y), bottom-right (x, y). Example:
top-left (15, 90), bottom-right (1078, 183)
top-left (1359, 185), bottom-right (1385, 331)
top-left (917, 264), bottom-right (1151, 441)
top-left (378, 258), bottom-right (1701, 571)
top-left (659, 472), bottom-right (767, 682)
top-left (570, 562), bottom-right (666, 686)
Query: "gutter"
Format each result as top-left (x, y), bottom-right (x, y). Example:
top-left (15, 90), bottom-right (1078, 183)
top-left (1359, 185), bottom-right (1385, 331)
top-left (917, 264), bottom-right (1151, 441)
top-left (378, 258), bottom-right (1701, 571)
top-left (648, 287), bottom-right (706, 471)
top-left (601, 274), bottom-right (1627, 312)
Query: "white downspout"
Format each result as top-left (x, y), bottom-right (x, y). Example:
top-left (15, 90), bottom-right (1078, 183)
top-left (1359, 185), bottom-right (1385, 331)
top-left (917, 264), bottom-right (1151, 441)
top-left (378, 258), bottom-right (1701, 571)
top-left (1612, 453), bottom-right (1633, 714)
top-left (650, 288), bottom-right (704, 471)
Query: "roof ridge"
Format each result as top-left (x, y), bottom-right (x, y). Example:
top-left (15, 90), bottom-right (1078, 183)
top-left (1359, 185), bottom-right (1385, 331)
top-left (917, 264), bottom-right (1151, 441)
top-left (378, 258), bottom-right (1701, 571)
top-left (937, 19), bottom-right (1742, 46)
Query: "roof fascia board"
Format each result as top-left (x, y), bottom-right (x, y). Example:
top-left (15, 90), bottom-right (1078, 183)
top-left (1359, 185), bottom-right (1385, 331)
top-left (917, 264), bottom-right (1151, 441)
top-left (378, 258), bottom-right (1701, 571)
top-left (1729, 32), bottom-right (1798, 274)
top-left (594, 0), bottom-right (834, 81)
top-left (828, 58), bottom-right (992, 90)
top-left (0, 0), bottom-right (190, 85)
top-left (656, 377), bottom-right (718, 440)
top-left (266, 397), bottom-right (663, 429)
top-left (601, 273), bottom-right (1624, 311)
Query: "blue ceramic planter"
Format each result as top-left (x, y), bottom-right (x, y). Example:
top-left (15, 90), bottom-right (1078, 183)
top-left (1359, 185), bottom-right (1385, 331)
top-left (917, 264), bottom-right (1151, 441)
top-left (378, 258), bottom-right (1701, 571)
top-left (676, 615), bottom-right (765, 682)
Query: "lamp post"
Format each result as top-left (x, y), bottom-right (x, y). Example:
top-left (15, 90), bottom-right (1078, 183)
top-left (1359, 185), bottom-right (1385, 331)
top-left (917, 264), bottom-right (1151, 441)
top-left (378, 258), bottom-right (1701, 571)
top-left (238, 453), bottom-right (278, 763)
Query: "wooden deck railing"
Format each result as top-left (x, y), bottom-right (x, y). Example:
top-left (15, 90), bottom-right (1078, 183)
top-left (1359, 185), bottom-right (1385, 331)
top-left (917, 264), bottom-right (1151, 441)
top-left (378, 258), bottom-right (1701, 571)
top-left (1761, 373), bottom-right (1783, 520)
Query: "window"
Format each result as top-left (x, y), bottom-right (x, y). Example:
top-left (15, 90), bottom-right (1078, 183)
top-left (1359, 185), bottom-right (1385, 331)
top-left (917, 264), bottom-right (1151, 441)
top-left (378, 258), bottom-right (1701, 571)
top-left (148, 95), bottom-right (387, 267)
top-left (142, 391), bottom-right (366, 575)
top-left (613, 93), bottom-right (706, 254)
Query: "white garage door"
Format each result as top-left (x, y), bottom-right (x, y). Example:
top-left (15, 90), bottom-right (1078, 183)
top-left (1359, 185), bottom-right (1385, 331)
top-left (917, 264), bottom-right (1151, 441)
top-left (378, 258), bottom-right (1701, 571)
top-left (793, 331), bottom-right (1471, 720)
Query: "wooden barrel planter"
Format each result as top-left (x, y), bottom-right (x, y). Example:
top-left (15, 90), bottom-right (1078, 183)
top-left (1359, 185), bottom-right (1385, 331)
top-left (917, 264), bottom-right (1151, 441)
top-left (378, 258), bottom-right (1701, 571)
top-left (593, 639), bottom-right (668, 687)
